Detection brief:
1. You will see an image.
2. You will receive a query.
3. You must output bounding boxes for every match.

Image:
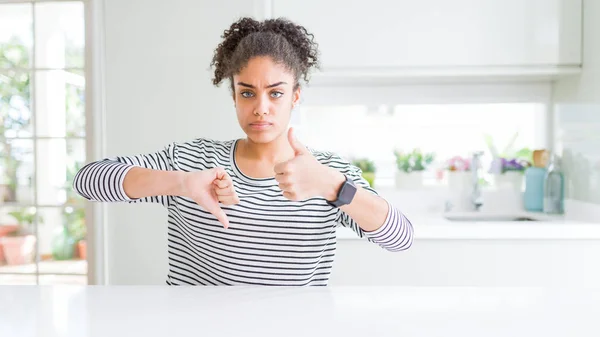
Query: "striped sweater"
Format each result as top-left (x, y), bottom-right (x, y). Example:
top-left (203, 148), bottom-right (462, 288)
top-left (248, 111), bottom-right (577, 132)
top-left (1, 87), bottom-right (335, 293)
top-left (73, 138), bottom-right (413, 286)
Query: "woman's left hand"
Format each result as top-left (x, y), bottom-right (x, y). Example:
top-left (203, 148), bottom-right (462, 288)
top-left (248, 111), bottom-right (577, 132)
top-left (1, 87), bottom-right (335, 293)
top-left (274, 128), bottom-right (345, 201)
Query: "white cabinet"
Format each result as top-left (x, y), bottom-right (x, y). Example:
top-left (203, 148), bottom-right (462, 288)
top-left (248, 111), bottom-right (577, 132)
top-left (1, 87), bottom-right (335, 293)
top-left (331, 239), bottom-right (600, 287)
top-left (271, 0), bottom-right (582, 82)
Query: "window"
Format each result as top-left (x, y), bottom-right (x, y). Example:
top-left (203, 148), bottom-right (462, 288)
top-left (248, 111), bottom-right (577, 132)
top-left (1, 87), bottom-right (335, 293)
top-left (0, 0), bottom-right (87, 285)
top-left (293, 85), bottom-right (549, 189)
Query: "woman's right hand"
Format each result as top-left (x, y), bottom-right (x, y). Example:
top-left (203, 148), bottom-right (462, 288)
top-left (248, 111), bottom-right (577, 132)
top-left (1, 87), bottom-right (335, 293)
top-left (180, 168), bottom-right (239, 229)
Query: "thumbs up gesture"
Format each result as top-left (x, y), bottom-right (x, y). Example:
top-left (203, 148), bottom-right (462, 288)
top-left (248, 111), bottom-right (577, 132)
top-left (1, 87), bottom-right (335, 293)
top-left (274, 128), bottom-right (345, 201)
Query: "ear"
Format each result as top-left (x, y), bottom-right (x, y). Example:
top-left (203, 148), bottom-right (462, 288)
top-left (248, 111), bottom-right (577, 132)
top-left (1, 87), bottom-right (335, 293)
top-left (292, 87), bottom-right (301, 107)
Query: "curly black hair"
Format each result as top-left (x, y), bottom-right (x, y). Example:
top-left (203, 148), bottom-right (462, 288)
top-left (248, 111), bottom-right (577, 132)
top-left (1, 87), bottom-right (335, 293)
top-left (210, 17), bottom-right (320, 90)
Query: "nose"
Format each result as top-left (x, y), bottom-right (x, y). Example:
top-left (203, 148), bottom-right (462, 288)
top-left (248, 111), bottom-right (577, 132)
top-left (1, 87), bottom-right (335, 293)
top-left (253, 95), bottom-right (270, 116)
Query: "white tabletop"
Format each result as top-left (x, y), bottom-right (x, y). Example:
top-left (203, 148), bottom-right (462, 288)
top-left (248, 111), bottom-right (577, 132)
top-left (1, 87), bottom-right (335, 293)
top-left (2, 286), bottom-right (599, 337)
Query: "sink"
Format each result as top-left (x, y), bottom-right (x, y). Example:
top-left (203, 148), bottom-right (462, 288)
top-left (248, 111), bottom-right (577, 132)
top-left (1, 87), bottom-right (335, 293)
top-left (443, 213), bottom-right (539, 222)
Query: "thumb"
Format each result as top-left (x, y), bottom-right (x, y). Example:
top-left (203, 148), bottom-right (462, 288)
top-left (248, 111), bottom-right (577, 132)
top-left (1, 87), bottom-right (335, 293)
top-left (214, 208), bottom-right (230, 229)
top-left (206, 201), bottom-right (230, 229)
top-left (288, 127), bottom-right (308, 156)
top-left (203, 189), bottom-right (230, 229)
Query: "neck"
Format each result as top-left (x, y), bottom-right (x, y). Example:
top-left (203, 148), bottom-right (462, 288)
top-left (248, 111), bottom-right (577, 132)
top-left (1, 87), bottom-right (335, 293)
top-left (238, 133), bottom-right (295, 164)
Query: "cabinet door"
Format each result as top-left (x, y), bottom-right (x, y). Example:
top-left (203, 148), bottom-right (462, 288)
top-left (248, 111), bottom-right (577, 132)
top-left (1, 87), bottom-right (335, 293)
top-left (272, 0), bottom-right (581, 69)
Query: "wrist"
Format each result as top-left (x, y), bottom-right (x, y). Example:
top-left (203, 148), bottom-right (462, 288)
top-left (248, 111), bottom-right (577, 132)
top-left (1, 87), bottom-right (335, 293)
top-left (170, 171), bottom-right (188, 196)
top-left (323, 168), bottom-right (346, 202)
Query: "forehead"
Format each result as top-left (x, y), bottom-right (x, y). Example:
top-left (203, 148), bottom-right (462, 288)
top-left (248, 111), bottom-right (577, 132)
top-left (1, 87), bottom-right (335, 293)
top-left (234, 56), bottom-right (294, 85)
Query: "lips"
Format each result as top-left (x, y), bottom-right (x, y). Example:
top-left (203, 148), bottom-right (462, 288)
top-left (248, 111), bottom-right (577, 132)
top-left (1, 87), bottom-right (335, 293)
top-left (249, 122), bottom-right (273, 130)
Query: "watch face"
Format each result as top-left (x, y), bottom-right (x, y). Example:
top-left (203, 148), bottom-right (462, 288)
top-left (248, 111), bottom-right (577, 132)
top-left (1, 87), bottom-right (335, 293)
top-left (332, 176), bottom-right (357, 207)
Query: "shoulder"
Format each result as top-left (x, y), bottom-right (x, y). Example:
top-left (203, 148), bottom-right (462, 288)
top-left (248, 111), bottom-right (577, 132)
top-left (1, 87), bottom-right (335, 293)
top-left (168, 137), bottom-right (235, 162)
top-left (174, 137), bottom-right (234, 152)
top-left (309, 147), bottom-right (375, 191)
top-left (308, 147), bottom-right (359, 174)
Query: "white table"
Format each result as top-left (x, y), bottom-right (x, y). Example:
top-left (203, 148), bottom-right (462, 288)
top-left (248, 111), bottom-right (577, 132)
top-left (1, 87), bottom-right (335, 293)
top-left (2, 286), bottom-right (599, 337)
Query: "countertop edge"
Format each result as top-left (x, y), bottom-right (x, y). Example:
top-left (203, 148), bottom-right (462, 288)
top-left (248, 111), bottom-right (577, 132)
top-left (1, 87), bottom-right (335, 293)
top-left (336, 217), bottom-right (600, 241)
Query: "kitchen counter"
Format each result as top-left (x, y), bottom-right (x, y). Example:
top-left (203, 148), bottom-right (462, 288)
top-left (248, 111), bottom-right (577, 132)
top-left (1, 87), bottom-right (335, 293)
top-left (337, 211), bottom-right (600, 240)
top-left (2, 286), bottom-right (599, 337)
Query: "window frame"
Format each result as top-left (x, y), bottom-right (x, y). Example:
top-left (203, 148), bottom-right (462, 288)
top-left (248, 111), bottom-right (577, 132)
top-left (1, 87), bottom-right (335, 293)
top-left (0, 0), bottom-right (96, 285)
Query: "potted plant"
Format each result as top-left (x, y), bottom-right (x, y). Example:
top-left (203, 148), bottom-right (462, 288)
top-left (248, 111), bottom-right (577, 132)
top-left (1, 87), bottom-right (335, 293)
top-left (351, 158), bottom-right (376, 187)
top-left (0, 144), bottom-right (20, 203)
top-left (64, 206), bottom-right (86, 260)
top-left (491, 157), bottom-right (531, 191)
top-left (485, 133), bottom-right (532, 191)
top-left (1, 207), bottom-right (43, 265)
top-left (61, 162), bottom-right (86, 260)
top-left (0, 223), bottom-right (19, 264)
top-left (393, 149), bottom-right (435, 189)
top-left (444, 155), bottom-right (472, 190)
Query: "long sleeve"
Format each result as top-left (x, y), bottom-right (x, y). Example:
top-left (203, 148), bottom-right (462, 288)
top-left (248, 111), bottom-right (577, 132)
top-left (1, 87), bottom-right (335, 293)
top-left (72, 143), bottom-right (177, 207)
top-left (322, 153), bottom-right (414, 252)
top-left (337, 198), bottom-right (414, 252)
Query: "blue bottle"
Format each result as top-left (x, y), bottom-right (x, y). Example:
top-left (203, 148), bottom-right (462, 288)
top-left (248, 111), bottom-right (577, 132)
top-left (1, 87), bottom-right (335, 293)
top-left (524, 167), bottom-right (546, 212)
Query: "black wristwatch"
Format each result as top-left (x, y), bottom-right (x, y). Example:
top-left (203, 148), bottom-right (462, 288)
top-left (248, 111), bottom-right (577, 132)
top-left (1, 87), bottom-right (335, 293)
top-left (327, 175), bottom-right (357, 207)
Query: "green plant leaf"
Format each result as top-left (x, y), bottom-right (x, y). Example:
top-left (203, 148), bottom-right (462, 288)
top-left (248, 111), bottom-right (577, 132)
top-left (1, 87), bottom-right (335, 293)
top-left (500, 131), bottom-right (520, 157)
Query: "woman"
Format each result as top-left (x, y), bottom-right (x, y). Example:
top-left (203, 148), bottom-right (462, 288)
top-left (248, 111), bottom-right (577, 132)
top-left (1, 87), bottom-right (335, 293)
top-left (73, 17), bottom-right (413, 286)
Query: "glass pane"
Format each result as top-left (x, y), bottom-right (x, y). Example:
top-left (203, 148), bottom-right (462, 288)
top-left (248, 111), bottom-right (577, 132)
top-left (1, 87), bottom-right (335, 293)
top-left (35, 70), bottom-right (85, 137)
top-left (0, 138), bottom-right (34, 204)
top-left (0, 205), bottom-right (39, 268)
top-left (66, 139), bottom-right (86, 203)
top-left (36, 139), bottom-right (85, 205)
top-left (35, 2), bottom-right (85, 69)
top-left (1, 71), bottom-right (33, 137)
top-left (0, 274), bottom-right (36, 285)
top-left (0, 4), bottom-right (33, 69)
top-left (37, 206), bottom-right (87, 270)
top-left (39, 274), bottom-right (86, 285)
top-left (297, 103), bottom-right (544, 187)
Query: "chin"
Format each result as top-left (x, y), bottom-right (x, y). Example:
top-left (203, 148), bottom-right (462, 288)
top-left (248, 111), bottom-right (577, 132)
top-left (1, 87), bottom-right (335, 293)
top-left (246, 130), bottom-right (280, 144)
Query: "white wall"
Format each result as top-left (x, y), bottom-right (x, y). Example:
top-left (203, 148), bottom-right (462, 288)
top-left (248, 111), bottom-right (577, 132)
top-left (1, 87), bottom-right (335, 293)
top-left (101, 0), bottom-right (255, 284)
top-left (553, 0), bottom-right (600, 209)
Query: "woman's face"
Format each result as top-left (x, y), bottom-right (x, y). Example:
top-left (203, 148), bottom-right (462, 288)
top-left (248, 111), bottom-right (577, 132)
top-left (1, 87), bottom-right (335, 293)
top-left (232, 56), bottom-right (300, 144)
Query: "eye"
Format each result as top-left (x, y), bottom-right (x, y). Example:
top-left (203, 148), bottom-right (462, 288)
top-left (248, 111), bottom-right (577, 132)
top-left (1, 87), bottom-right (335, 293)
top-left (270, 91), bottom-right (284, 98)
top-left (241, 91), bottom-right (254, 98)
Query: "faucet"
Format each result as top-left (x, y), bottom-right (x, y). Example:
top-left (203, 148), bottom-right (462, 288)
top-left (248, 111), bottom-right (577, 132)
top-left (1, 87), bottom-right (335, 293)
top-left (471, 151), bottom-right (484, 211)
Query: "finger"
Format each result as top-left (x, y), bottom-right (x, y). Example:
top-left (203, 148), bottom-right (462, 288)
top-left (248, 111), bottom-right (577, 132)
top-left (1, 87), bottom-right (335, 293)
top-left (278, 182), bottom-right (293, 191)
top-left (214, 179), bottom-right (237, 198)
top-left (214, 185), bottom-right (239, 198)
top-left (273, 162), bottom-right (289, 175)
top-left (200, 195), bottom-right (230, 229)
top-left (211, 167), bottom-right (227, 180)
top-left (214, 187), bottom-right (234, 196)
top-left (213, 183), bottom-right (239, 202)
top-left (287, 127), bottom-right (309, 156)
top-left (218, 195), bottom-right (240, 205)
top-left (274, 174), bottom-right (287, 184)
top-left (214, 208), bottom-right (230, 229)
top-left (282, 191), bottom-right (298, 201)
top-left (221, 170), bottom-right (234, 183)
top-left (214, 178), bottom-right (230, 189)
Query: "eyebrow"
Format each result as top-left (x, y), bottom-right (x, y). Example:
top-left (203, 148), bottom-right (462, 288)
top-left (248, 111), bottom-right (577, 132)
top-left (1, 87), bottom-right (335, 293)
top-left (236, 81), bottom-right (287, 89)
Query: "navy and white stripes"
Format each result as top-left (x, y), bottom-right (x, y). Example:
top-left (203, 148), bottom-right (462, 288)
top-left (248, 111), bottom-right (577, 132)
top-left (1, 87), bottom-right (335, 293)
top-left (73, 138), bottom-right (413, 285)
